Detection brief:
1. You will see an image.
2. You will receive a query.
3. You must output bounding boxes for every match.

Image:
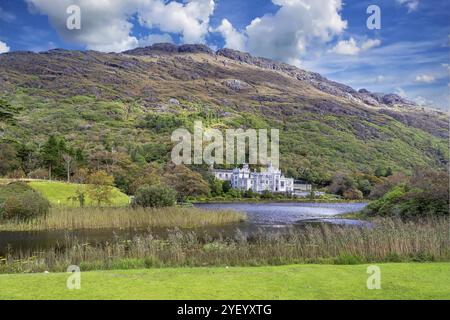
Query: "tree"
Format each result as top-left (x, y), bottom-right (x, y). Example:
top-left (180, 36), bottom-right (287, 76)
top-left (62, 154), bottom-right (73, 183)
top-left (163, 164), bottom-right (210, 201)
top-left (0, 98), bottom-right (20, 124)
top-left (128, 163), bottom-right (162, 195)
top-left (328, 173), bottom-right (356, 196)
top-left (72, 168), bottom-right (89, 184)
top-left (222, 180), bottom-right (232, 194)
top-left (374, 166), bottom-right (387, 178)
top-left (134, 184), bottom-right (177, 208)
top-left (261, 189), bottom-right (273, 199)
top-left (68, 188), bottom-right (86, 207)
top-left (207, 176), bottom-right (223, 197)
top-left (86, 170), bottom-right (115, 206)
top-left (244, 188), bottom-right (255, 198)
top-left (0, 143), bottom-right (20, 176)
top-left (41, 136), bottom-right (60, 180)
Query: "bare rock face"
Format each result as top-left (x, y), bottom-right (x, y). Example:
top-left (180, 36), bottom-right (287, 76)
top-left (223, 79), bottom-right (251, 91)
top-left (169, 98), bottom-right (180, 105)
top-left (123, 43), bottom-right (213, 56)
top-left (178, 44), bottom-right (213, 54)
top-left (124, 43), bottom-right (179, 55)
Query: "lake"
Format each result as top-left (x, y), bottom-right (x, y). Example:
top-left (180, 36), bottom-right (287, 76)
top-left (0, 202), bottom-right (367, 256)
top-left (195, 202), bottom-right (367, 226)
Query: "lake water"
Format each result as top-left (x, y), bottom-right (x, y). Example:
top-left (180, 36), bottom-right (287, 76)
top-left (0, 202), bottom-right (367, 256)
top-left (195, 202), bottom-right (367, 226)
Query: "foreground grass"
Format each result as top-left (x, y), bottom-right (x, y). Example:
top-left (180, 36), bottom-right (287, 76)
top-left (28, 181), bottom-right (130, 207)
top-left (0, 207), bottom-right (246, 231)
top-left (0, 263), bottom-right (449, 300)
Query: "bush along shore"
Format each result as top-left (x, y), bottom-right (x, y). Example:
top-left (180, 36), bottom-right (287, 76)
top-left (0, 216), bottom-right (448, 274)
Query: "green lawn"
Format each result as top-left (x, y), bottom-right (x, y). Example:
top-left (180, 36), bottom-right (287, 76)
top-left (28, 181), bottom-right (130, 207)
top-left (0, 263), bottom-right (449, 300)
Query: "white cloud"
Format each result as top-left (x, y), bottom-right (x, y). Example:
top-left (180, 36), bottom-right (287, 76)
top-left (25, 0), bottom-right (215, 52)
top-left (361, 39), bottom-right (381, 51)
top-left (26, 0), bottom-right (139, 52)
top-left (330, 38), bottom-right (359, 55)
top-left (330, 38), bottom-right (381, 56)
top-left (442, 63), bottom-right (450, 73)
top-left (375, 75), bottom-right (385, 83)
top-left (139, 33), bottom-right (174, 47)
top-left (413, 96), bottom-right (434, 106)
top-left (213, 19), bottom-right (246, 51)
top-left (397, 0), bottom-right (419, 13)
top-left (415, 74), bottom-right (435, 83)
top-left (395, 87), bottom-right (407, 98)
top-left (137, 0), bottom-right (215, 44)
top-left (214, 0), bottom-right (347, 64)
top-left (0, 40), bottom-right (10, 54)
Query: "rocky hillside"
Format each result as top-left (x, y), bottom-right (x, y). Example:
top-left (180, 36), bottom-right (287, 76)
top-left (0, 44), bottom-right (448, 184)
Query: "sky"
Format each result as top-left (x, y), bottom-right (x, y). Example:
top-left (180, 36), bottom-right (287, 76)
top-left (0, 0), bottom-right (448, 110)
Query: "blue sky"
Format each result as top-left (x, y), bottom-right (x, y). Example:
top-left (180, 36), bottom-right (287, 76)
top-left (0, 0), bottom-right (448, 109)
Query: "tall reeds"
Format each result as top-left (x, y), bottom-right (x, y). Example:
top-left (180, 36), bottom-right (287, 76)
top-left (1, 216), bottom-right (448, 273)
top-left (0, 207), bottom-right (246, 231)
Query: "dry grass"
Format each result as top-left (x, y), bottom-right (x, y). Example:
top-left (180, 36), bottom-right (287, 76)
top-left (1, 216), bottom-right (448, 273)
top-left (0, 207), bottom-right (246, 231)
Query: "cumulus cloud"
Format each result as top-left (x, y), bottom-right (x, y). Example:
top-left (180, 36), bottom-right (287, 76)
top-left (213, 19), bottom-right (246, 51)
top-left (25, 0), bottom-right (215, 52)
top-left (214, 0), bottom-right (347, 65)
top-left (0, 40), bottom-right (10, 54)
top-left (330, 38), bottom-right (381, 55)
top-left (415, 74), bottom-right (435, 83)
top-left (397, 0), bottom-right (419, 13)
top-left (139, 33), bottom-right (174, 47)
top-left (137, 0), bottom-right (215, 44)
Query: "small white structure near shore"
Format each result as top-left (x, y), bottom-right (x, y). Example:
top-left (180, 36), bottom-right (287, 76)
top-left (212, 163), bottom-right (294, 194)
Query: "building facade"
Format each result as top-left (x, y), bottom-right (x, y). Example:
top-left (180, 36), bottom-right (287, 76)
top-left (212, 164), bottom-right (294, 194)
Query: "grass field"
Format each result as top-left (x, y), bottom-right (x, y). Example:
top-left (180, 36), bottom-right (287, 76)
top-left (0, 263), bottom-right (448, 300)
top-left (28, 181), bottom-right (130, 207)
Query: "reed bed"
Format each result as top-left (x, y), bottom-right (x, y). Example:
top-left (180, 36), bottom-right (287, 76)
top-left (1, 216), bottom-right (448, 273)
top-left (0, 207), bottom-right (247, 231)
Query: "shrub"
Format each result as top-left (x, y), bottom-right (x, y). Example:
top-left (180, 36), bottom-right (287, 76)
top-left (3, 190), bottom-right (50, 220)
top-left (343, 188), bottom-right (363, 200)
top-left (261, 190), bottom-right (273, 199)
top-left (134, 184), bottom-right (177, 208)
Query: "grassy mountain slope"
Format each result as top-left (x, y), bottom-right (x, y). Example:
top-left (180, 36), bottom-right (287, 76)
top-left (0, 44), bottom-right (448, 184)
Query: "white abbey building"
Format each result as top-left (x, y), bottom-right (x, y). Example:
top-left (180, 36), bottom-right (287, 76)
top-left (212, 164), bottom-right (294, 194)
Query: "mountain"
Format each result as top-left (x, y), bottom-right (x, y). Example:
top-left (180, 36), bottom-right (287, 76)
top-left (0, 43), bottom-right (448, 185)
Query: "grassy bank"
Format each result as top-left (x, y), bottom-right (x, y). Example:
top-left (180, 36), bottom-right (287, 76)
top-left (1, 217), bottom-right (448, 274)
top-left (0, 207), bottom-right (246, 231)
top-left (0, 179), bottom-right (130, 207)
top-left (1, 263), bottom-right (449, 300)
top-left (28, 181), bottom-right (130, 207)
